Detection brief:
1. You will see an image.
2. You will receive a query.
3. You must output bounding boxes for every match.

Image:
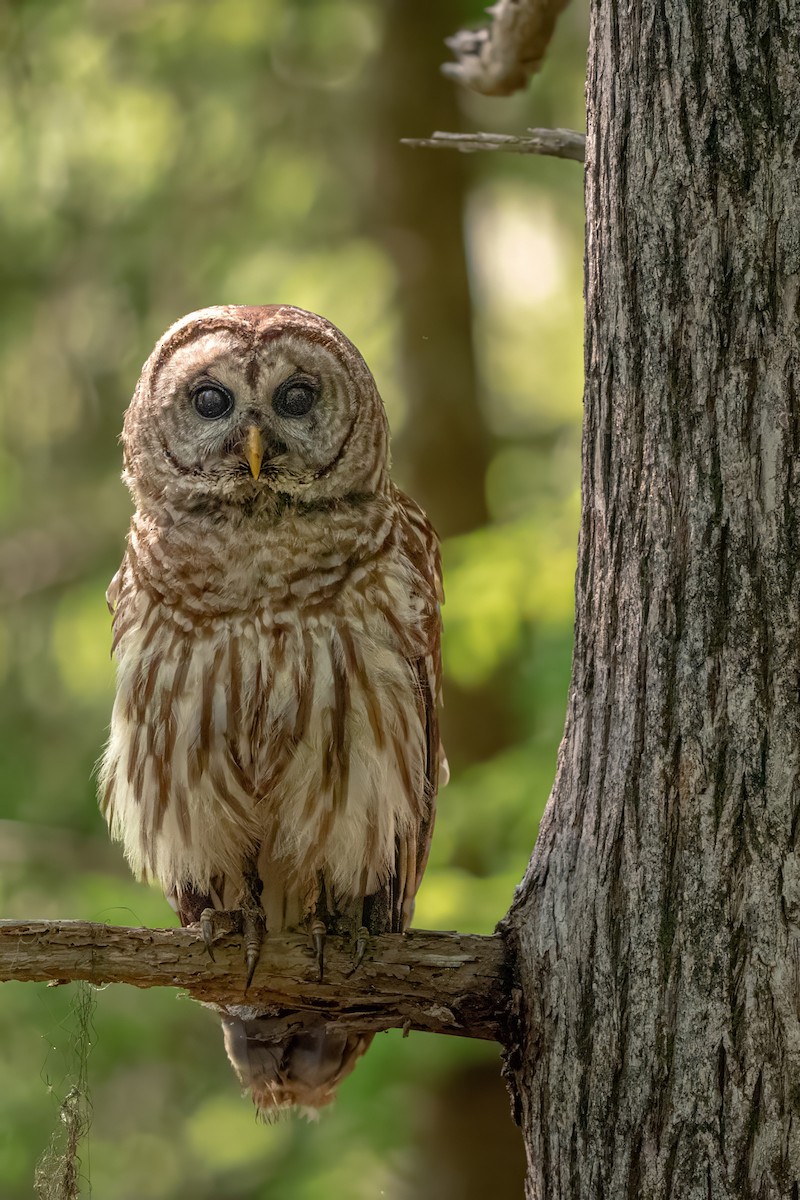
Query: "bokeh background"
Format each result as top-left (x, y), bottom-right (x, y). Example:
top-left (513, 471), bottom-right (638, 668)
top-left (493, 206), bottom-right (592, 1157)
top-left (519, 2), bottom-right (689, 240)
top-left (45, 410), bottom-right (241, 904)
top-left (0, 2), bottom-right (587, 1196)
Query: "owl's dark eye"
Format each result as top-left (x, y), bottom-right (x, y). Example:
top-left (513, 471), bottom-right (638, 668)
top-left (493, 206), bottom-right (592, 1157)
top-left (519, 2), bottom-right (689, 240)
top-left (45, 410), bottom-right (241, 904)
top-left (273, 378), bottom-right (317, 419)
top-left (192, 384), bottom-right (234, 420)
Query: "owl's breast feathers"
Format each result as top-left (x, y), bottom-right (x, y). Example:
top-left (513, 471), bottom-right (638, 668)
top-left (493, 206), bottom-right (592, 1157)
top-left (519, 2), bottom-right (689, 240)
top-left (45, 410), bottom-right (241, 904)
top-left (99, 487), bottom-right (443, 924)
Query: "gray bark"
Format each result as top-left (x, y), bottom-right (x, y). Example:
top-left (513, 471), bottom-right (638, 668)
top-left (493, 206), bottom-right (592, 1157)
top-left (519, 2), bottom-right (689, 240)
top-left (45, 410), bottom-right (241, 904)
top-left (505, 1), bottom-right (800, 1196)
top-left (402, 128), bottom-right (586, 162)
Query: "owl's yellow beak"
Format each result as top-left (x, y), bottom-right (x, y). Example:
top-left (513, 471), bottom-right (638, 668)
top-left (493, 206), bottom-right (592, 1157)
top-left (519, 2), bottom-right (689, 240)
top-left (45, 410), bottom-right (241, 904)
top-left (245, 425), bottom-right (264, 479)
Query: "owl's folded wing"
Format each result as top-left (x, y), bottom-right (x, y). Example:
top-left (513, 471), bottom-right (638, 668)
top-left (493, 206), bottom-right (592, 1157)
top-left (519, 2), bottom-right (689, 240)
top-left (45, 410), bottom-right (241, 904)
top-left (393, 487), bottom-right (446, 930)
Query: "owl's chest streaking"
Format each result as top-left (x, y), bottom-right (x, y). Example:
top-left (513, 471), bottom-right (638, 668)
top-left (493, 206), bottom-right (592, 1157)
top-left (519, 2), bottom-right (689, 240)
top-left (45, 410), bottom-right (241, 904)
top-left (99, 504), bottom-right (435, 907)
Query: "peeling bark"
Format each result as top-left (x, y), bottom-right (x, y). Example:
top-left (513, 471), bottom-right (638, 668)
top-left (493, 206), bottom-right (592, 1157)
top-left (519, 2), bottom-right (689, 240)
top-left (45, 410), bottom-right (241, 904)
top-left (0, 921), bottom-right (509, 1042)
top-left (505, 1), bottom-right (800, 1196)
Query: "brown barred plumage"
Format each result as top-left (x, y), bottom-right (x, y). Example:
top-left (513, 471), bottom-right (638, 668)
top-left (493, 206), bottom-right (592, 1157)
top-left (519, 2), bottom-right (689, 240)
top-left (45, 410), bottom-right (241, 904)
top-left (99, 305), bottom-right (445, 1114)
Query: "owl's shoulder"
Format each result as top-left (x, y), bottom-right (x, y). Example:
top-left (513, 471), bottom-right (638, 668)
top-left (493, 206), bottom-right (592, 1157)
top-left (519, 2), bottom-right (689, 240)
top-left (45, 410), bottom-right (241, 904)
top-left (389, 485), bottom-right (443, 606)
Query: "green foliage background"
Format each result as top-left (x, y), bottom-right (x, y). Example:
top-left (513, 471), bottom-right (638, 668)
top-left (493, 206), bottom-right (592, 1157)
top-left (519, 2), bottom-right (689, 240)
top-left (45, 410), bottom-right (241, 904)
top-left (0, 2), bottom-right (587, 1196)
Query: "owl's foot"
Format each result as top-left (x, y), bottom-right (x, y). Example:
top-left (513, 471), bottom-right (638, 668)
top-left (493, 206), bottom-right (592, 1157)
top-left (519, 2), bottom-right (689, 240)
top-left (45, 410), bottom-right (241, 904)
top-left (195, 907), bottom-right (264, 990)
top-left (309, 919), bottom-right (326, 983)
top-left (198, 907), bottom-right (240, 962)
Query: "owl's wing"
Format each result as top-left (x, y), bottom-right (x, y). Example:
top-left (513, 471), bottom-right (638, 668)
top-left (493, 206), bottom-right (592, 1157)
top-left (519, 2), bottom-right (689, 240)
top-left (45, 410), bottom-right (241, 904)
top-left (105, 551), bottom-right (141, 659)
top-left (392, 488), bottom-right (446, 931)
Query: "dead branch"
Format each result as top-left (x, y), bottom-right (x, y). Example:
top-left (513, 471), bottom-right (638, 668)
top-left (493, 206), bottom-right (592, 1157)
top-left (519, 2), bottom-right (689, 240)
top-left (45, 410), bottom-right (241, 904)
top-left (402, 128), bottom-right (585, 162)
top-left (443, 0), bottom-right (572, 97)
top-left (0, 920), bottom-right (511, 1043)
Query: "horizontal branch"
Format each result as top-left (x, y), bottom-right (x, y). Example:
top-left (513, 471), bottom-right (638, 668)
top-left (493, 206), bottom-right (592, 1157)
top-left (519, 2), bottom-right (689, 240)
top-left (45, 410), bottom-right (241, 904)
top-left (402, 128), bottom-right (585, 163)
top-left (0, 920), bottom-right (511, 1042)
top-left (443, 0), bottom-right (572, 96)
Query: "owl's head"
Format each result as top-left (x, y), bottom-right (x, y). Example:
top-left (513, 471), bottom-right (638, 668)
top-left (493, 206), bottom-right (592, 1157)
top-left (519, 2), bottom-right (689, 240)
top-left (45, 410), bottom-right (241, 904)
top-left (122, 305), bottom-right (390, 512)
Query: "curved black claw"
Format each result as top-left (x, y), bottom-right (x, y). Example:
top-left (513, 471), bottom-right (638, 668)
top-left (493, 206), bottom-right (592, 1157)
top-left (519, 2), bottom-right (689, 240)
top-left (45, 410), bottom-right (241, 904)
top-left (310, 919), bottom-right (326, 983)
top-left (350, 926), bottom-right (370, 975)
top-left (242, 908), bottom-right (265, 991)
top-left (199, 908), bottom-right (218, 962)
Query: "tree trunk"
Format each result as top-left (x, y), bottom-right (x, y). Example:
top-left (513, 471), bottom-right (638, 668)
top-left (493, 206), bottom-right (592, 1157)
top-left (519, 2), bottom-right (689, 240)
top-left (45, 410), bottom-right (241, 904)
top-left (506, 1), bottom-right (800, 1196)
top-left (372, 0), bottom-right (490, 543)
top-left (371, 0), bottom-right (523, 770)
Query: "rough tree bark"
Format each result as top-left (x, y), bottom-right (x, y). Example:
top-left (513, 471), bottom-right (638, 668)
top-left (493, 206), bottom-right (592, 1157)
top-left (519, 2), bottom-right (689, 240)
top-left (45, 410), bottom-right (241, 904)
top-left (0, 922), bottom-right (508, 1040)
top-left (504, 1), bottom-right (800, 1196)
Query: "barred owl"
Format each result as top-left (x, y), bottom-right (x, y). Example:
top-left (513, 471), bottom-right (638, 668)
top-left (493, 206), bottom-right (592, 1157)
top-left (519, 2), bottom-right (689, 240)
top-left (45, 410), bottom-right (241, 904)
top-left (99, 305), bottom-right (444, 1114)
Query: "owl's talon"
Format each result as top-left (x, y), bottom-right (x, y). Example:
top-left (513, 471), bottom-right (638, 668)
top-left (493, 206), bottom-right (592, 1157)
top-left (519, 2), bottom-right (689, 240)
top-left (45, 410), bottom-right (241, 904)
top-left (353, 926), bottom-right (370, 972)
top-left (310, 919), bottom-right (326, 982)
top-left (199, 908), bottom-right (218, 962)
top-left (245, 944), bottom-right (259, 990)
top-left (242, 908), bottom-right (265, 991)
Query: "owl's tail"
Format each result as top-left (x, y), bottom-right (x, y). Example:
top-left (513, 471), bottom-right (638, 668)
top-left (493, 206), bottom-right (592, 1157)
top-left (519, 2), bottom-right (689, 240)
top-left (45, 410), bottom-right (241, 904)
top-left (220, 1010), bottom-right (372, 1116)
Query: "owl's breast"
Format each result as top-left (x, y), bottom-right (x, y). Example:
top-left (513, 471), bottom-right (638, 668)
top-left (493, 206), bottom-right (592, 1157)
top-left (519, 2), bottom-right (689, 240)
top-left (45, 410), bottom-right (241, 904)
top-left (100, 557), bottom-right (429, 900)
top-left (236, 568), bottom-right (430, 898)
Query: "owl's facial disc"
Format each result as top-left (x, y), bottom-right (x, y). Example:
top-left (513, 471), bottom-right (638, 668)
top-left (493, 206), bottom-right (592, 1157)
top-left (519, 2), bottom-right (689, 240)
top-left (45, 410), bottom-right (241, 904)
top-left (159, 339), bottom-right (332, 492)
top-left (167, 341), bottom-right (354, 496)
top-left (186, 373), bottom-right (321, 482)
top-left (124, 308), bottom-right (390, 511)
